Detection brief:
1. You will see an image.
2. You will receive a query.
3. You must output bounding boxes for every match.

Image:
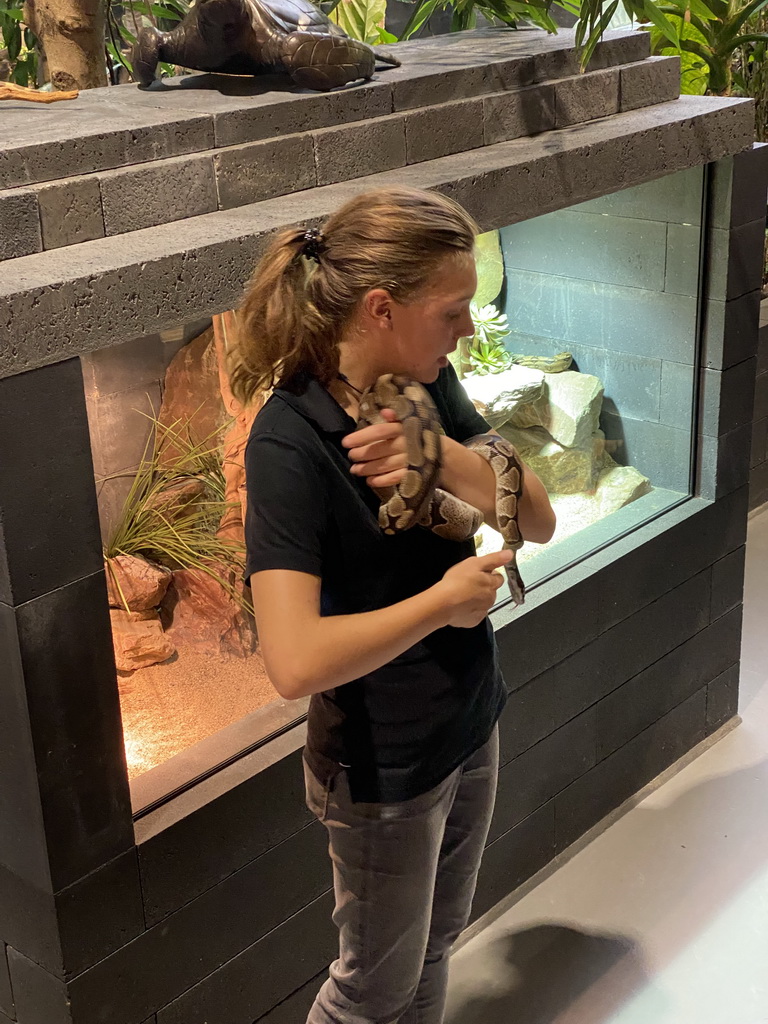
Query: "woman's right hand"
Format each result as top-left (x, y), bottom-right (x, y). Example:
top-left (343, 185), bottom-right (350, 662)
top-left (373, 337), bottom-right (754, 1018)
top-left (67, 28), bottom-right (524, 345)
top-left (437, 551), bottom-right (513, 628)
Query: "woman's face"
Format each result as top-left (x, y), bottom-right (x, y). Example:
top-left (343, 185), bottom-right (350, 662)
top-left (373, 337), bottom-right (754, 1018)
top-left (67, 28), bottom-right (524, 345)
top-left (377, 252), bottom-right (478, 384)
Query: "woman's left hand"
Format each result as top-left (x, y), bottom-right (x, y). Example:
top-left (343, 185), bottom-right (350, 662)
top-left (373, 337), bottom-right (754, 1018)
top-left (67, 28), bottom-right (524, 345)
top-left (342, 409), bottom-right (408, 489)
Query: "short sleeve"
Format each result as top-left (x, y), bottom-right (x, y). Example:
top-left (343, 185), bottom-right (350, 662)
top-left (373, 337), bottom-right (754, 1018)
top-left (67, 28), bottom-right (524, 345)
top-left (244, 434), bottom-right (327, 581)
top-left (430, 363), bottom-right (491, 442)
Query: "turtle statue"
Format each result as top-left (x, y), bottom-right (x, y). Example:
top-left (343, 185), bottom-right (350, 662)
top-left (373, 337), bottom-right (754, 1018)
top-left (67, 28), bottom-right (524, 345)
top-left (133, 0), bottom-right (401, 92)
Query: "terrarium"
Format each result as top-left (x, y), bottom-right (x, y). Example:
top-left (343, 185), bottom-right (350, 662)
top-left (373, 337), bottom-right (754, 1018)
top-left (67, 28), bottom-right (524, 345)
top-left (82, 166), bottom-right (705, 787)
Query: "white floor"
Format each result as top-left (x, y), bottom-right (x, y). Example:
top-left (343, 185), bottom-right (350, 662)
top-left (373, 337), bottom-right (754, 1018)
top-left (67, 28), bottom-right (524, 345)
top-left (447, 504), bottom-right (768, 1024)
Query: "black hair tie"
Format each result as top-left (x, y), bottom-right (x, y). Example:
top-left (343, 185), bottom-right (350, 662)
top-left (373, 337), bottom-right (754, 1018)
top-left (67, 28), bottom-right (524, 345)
top-left (301, 227), bottom-right (325, 263)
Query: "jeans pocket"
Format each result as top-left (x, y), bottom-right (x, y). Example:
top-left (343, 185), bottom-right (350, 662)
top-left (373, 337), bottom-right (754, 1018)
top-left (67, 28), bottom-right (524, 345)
top-left (303, 759), bottom-right (331, 823)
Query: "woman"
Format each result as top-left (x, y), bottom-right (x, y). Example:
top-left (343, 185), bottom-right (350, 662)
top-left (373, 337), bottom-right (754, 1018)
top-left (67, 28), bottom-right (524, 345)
top-left (231, 186), bottom-right (556, 1024)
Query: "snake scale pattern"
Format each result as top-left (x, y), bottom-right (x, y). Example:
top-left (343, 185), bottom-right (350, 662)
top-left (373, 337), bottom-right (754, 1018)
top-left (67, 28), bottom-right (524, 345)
top-left (357, 374), bottom-right (526, 607)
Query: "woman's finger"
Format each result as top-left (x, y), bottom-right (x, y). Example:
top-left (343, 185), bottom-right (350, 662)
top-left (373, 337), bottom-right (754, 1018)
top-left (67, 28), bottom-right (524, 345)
top-left (341, 420), bottom-right (402, 449)
top-left (351, 454), bottom-right (408, 477)
top-left (366, 468), bottom-right (408, 489)
top-left (347, 437), bottom-right (407, 463)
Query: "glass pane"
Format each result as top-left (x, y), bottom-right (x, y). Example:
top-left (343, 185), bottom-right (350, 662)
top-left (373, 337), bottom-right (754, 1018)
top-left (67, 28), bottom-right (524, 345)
top-left (81, 313), bottom-right (304, 806)
top-left (463, 166), bottom-right (704, 600)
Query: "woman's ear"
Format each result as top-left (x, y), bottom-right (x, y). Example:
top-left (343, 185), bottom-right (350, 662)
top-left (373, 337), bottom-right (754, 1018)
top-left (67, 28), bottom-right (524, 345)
top-left (363, 288), bottom-right (394, 328)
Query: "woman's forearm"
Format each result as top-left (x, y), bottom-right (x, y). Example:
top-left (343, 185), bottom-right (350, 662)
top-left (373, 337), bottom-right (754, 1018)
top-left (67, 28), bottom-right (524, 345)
top-left (439, 436), bottom-right (556, 543)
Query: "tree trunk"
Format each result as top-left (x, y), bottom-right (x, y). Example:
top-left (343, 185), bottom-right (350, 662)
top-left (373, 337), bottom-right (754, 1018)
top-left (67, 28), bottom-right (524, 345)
top-left (24, 0), bottom-right (106, 90)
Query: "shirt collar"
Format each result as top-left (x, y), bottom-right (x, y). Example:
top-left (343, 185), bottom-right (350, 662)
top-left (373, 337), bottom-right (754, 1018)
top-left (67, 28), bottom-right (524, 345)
top-left (273, 373), bottom-right (356, 436)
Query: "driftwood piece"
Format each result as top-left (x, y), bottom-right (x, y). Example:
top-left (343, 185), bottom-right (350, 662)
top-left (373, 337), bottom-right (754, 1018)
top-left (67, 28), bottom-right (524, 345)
top-left (0, 80), bottom-right (78, 102)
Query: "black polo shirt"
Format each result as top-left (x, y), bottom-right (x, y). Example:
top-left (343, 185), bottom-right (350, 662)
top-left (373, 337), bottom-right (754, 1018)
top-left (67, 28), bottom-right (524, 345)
top-left (244, 365), bottom-right (507, 803)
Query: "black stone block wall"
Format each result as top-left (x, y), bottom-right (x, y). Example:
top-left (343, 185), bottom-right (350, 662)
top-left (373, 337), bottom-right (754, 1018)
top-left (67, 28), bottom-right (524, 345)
top-left (752, 300), bottom-right (768, 511)
top-left (0, 145), bottom-right (762, 1024)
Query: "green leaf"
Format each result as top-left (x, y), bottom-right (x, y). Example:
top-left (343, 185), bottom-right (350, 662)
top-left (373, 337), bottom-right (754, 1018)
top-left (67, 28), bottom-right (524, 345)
top-left (580, 0), bottom-right (620, 68)
top-left (474, 230), bottom-right (505, 307)
top-left (0, 6), bottom-right (24, 19)
top-left (330, 0), bottom-right (389, 44)
top-left (641, 0), bottom-right (680, 46)
top-left (399, 0), bottom-right (444, 38)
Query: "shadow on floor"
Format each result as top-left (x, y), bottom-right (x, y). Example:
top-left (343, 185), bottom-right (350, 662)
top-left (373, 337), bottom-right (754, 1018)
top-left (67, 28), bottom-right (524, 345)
top-left (446, 923), bottom-right (650, 1024)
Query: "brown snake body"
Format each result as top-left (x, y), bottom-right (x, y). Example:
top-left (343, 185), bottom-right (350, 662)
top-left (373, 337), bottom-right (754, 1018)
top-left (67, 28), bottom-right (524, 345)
top-left (357, 374), bottom-right (526, 607)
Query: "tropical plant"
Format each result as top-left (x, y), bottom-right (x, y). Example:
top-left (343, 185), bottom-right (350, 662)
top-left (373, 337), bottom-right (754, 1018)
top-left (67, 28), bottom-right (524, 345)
top-left (0, 0), bottom-right (38, 85)
top-left (639, 0), bottom-right (768, 95)
top-left (105, 412), bottom-right (252, 612)
top-left (105, 0), bottom-right (191, 81)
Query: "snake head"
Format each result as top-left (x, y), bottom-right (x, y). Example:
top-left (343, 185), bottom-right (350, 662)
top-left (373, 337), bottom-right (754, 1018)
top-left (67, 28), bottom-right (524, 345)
top-left (133, 27), bottom-right (164, 87)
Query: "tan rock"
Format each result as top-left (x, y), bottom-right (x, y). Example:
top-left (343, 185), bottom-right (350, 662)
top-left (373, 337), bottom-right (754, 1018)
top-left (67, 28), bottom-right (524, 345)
top-left (596, 461), bottom-right (652, 515)
top-left (461, 365), bottom-right (546, 429)
top-left (543, 371), bottom-right (604, 449)
top-left (105, 555), bottom-right (172, 611)
top-left (110, 608), bottom-right (176, 672)
top-left (525, 442), bottom-right (597, 495)
top-left (162, 564), bottom-right (256, 659)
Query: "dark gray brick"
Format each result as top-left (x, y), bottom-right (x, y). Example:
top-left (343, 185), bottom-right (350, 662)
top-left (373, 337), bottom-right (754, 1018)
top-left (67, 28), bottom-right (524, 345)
top-left (596, 605), bottom-right (742, 757)
top-left (0, 108), bottom-right (214, 190)
top-left (6, 948), bottom-right (71, 1024)
top-left (491, 710), bottom-right (597, 842)
top-left (575, 163), bottom-right (703, 225)
top-left (752, 416), bottom-right (768, 468)
top-left (758, 322), bottom-right (768, 374)
top-left (313, 117), bottom-right (405, 187)
top-left (99, 153), bottom-right (217, 235)
top-left (56, 850), bottom-right (145, 980)
top-left (711, 145), bottom-right (768, 229)
top-left (215, 134), bottom-right (316, 208)
top-left (555, 68), bottom-right (620, 127)
top-left (600, 411), bottom-right (691, 492)
top-left (37, 176), bottom-right (105, 250)
top-left (620, 55), bottom-right (680, 112)
top-left (0, 359), bottom-right (103, 605)
top-left (405, 97), bottom-right (485, 164)
top-left (697, 422), bottom-right (753, 500)
top-left (601, 351), bottom-right (662, 422)
top-left (255, 973), bottom-right (325, 1023)
top-left (0, 944), bottom-right (12, 1020)
top-left (706, 219), bottom-right (766, 303)
top-left (499, 568), bottom-right (712, 763)
top-left (706, 662), bottom-right (740, 732)
top-left (755, 368), bottom-right (768, 421)
top-left (660, 360), bottom-right (696, 429)
top-left (699, 357), bottom-right (757, 437)
top-left (702, 289), bottom-right (761, 370)
top-left (138, 746), bottom-right (312, 925)
top-left (69, 823), bottom-right (330, 1024)
top-left (0, 188), bottom-right (41, 261)
top-left (665, 222), bottom-right (702, 297)
top-left (152, 892), bottom-right (336, 1024)
top-left (555, 689), bottom-right (707, 852)
top-left (484, 84), bottom-right (555, 144)
top-left (215, 83), bottom-right (393, 148)
top-left (750, 458), bottom-right (768, 510)
top-left (473, 802), bottom-right (556, 922)
top-left (502, 209), bottom-right (667, 291)
top-left (10, 572), bottom-right (133, 892)
top-left (0, 860), bottom-right (62, 977)
top-left (710, 547), bottom-right (746, 621)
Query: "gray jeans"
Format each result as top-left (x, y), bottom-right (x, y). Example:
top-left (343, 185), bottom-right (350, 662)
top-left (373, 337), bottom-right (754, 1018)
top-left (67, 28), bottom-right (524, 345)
top-left (304, 727), bottom-right (499, 1024)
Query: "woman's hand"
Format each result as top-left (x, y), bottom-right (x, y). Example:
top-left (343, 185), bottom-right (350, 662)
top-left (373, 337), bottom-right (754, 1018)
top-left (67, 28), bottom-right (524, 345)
top-left (342, 409), bottom-right (408, 489)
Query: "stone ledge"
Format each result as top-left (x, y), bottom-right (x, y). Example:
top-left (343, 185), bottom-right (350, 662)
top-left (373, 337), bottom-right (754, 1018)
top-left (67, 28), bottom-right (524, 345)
top-left (0, 95), bottom-right (753, 380)
top-left (0, 53), bottom-right (681, 254)
top-left (0, 27), bottom-right (647, 191)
